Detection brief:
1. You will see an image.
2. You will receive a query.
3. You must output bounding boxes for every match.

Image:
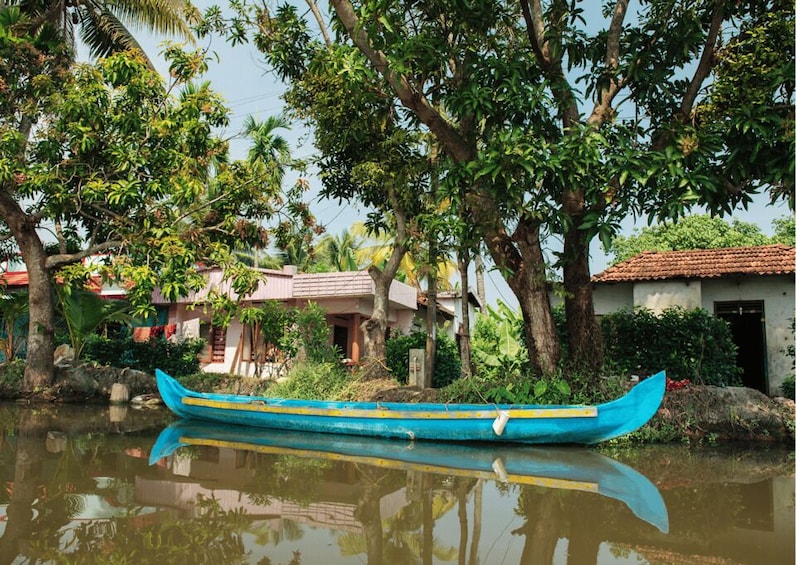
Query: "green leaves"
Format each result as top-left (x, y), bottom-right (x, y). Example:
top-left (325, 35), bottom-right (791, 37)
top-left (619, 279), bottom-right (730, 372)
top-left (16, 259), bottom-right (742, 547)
top-left (471, 300), bottom-right (529, 379)
top-left (601, 306), bottom-right (742, 385)
top-left (56, 286), bottom-right (131, 359)
top-left (2, 44), bottom-right (311, 322)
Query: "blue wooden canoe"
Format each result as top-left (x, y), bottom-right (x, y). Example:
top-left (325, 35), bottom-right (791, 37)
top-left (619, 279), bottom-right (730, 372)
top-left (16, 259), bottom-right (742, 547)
top-left (155, 368), bottom-right (666, 444)
top-left (149, 420), bottom-right (669, 532)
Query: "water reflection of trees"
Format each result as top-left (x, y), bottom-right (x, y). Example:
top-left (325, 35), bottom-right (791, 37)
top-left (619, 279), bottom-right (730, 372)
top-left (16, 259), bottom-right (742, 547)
top-left (338, 469), bottom-right (462, 565)
top-left (32, 496), bottom-right (251, 564)
top-left (0, 407), bottom-right (252, 564)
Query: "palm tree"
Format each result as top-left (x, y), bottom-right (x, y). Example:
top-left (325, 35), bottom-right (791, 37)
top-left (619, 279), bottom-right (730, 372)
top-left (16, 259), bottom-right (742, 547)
top-left (363, 228), bottom-right (457, 290)
top-left (233, 247), bottom-right (283, 270)
top-left (12, 0), bottom-right (197, 63)
top-left (56, 286), bottom-right (131, 359)
top-left (316, 222), bottom-right (369, 272)
top-left (243, 114), bottom-right (291, 184)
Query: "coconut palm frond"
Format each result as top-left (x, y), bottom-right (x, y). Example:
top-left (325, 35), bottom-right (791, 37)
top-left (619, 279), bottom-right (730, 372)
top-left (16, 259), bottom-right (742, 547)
top-left (79, 3), bottom-right (147, 60)
top-left (16, 0), bottom-right (194, 65)
top-left (101, 0), bottom-right (194, 39)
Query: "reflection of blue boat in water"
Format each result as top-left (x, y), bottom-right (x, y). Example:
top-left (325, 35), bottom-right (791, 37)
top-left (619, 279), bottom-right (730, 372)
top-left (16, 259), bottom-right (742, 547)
top-left (150, 420), bottom-right (669, 533)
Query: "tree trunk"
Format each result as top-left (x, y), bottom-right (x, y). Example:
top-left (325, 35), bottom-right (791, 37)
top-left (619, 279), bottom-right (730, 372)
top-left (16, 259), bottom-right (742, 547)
top-left (473, 253), bottom-right (486, 308)
top-left (483, 219), bottom-right (560, 375)
top-left (24, 257), bottom-right (56, 390)
top-left (0, 190), bottom-right (55, 390)
top-left (457, 252), bottom-right (473, 379)
top-left (362, 236), bottom-right (406, 379)
top-left (362, 265), bottom-right (392, 378)
top-left (562, 214), bottom-right (603, 376)
top-left (424, 262), bottom-right (437, 389)
top-left (361, 193), bottom-right (409, 379)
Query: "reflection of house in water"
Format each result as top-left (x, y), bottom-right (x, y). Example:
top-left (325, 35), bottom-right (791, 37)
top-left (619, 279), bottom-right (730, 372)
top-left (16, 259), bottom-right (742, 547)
top-left (138, 444), bottom-right (411, 533)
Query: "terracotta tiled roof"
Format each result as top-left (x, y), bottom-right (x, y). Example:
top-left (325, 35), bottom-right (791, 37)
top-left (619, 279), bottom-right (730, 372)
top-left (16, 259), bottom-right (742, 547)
top-left (593, 244), bottom-right (795, 283)
top-left (0, 271), bottom-right (29, 287)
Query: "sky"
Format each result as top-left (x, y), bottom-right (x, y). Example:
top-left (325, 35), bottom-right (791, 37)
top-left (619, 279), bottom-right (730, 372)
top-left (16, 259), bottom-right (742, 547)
top-left (129, 3), bottom-right (791, 309)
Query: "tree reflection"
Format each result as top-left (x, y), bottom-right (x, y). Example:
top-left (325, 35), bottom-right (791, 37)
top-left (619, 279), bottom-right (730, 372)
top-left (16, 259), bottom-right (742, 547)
top-left (340, 468), bottom-right (459, 565)
top-left (0, 415), bottom-right (45, 565)
top-left (0, 409), bottom-right (256, 564)
top-left (352, 466), bottom-right (384, 564)
top-left (468, 480), bottom-right (483, 565)
top-left (513, 490), bottom-right (563, 564)
top-left (510, 485), bottom-right (647, 565)
top-left (26, 493), bottom-right (253, 563)
top-left (246, 518), bottom-right (305, 546)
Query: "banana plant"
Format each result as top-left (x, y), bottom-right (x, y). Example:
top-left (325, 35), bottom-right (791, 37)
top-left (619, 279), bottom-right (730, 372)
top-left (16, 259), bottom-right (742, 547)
top-left (472, 300), bottom-right (529, 378)
top-left (56, 286), bottom-right (132, 360)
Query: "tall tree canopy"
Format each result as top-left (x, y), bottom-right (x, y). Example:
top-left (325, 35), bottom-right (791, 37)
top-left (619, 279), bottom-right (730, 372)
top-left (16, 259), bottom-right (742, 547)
top-left (205, 0), bottom-right (794, 381)
top-left (0, 15), bottom-right (306, 389)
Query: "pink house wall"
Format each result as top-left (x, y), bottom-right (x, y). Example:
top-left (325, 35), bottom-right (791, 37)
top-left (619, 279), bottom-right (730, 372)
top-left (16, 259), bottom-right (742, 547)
top-left (153, 266), bottom-right (418, 377)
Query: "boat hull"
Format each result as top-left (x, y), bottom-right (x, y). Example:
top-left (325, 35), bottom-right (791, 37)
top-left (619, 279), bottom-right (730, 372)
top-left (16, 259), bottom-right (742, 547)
top-left (155, 369), bottom-right (666, 444)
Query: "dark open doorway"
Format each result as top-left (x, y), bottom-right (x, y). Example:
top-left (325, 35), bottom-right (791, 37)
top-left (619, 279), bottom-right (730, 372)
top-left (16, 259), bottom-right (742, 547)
top-left (715, 301), bottom-right (768, 393)
top-left (333, 324), bottom-right (349, 359)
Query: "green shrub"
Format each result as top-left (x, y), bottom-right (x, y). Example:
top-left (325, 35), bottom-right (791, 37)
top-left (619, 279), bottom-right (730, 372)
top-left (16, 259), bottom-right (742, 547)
top-left (266, 361), bottom-right (351, 400)
top-left (177, 372), bottom-right (229, 393)
top-left (385, 331), bottom-right (460, 388)
top-left (780, 375), bottom-right (795, 400)
top-left (83, 335), bottom-right (205, 377)
top-left (287, 302), bottom-right (340, 364)
top-left (0, 359), bottom-right (24, 397)
top-left (439, 368), bottom-right (626, 406)
top-left (600, 307), bottom-right (741, 386)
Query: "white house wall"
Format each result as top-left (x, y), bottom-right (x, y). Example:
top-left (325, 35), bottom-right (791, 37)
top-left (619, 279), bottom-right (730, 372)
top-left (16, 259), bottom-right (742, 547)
top-left (304, 297), bottom-right (365, 315)
top-left (394, 309), bottom-right (415, 334)
top-left (633, 280), bottom-right (702, 314)
top-left (165, 305), bottom-right (202, 338)
top-left (387, 281), bottom-right (418, 310)
top-left (702, 276), bottom-right (794, 391)
top-left (435, 293), bottom-right (479, 340)
top-left (592, 283), bottom-right (633, 315)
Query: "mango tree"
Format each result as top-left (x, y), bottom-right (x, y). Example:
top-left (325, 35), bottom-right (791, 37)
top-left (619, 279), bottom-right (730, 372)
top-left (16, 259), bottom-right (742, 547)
top-left (201, 4), bottom-right (467, 377)
top-left (196, 1), bottom-right (793, 383)
top-left (326, 0), bottom-right (793, 379)
top-left (0, 19), bottom-right (302, 390)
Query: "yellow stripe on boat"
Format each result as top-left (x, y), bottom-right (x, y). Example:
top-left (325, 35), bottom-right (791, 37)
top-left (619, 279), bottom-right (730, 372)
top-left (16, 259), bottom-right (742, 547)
top-left (181, 397), bottom-right (598, 419)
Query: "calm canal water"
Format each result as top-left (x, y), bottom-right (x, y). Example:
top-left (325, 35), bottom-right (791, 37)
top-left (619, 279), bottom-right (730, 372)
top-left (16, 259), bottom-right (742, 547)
top-left (0, 403), bottom-right (791, 565)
